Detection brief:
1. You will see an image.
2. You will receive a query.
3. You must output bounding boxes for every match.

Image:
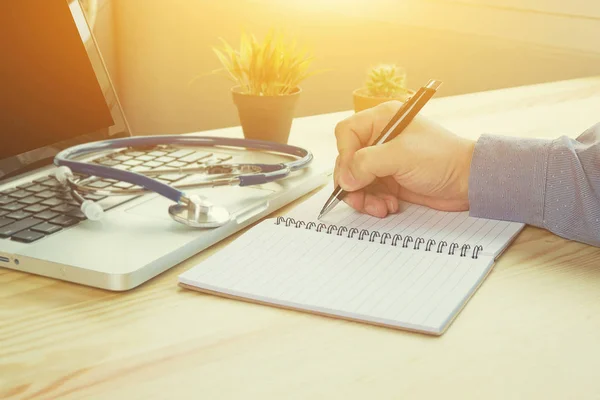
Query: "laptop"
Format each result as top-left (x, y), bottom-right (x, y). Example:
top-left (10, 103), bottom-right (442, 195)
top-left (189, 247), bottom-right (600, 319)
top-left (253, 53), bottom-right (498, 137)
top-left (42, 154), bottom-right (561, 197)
top-left (0, 0), bottom-right (329, 290)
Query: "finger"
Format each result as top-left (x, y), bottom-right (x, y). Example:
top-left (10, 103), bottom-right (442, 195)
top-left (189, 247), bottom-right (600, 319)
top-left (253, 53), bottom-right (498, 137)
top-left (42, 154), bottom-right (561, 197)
top-left (341, 141), bottom-right (410, 191)
top-left (363, 192), bottom-right (389, 218)
top-left (373, 191), bottom-right (399, 214)
top-left (334, 101), bottom-right (403, 163)
top-left (381, 176), bottom-right (401, 196)
top-left (363, 180), bottom-right (399, 214)
top-left (342, 190), bottom-right (365, 211)
top-left (334, 110), bottom-right (376, 159)
top-left (333, 155), bottom-right (341, 186)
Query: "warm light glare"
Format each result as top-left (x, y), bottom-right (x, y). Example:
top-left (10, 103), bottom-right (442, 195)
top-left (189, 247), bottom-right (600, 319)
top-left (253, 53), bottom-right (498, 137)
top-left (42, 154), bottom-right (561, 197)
top-left (251, 0), bottom-right (374, 13)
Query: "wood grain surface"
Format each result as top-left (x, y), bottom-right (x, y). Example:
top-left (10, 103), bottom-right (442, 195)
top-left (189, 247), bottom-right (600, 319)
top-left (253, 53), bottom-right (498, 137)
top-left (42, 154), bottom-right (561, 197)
top-left (2, 77), bottom-right (600, 400)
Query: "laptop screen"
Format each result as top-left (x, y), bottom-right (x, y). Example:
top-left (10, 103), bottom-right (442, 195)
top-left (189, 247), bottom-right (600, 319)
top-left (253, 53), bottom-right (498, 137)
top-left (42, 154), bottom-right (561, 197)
top-left (0, 0), bottom-right (129, 181)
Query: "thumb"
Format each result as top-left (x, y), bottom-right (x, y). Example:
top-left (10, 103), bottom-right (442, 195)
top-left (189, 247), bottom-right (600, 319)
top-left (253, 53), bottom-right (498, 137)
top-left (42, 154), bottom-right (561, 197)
top-left (339, 142), bottom-right (407, 191)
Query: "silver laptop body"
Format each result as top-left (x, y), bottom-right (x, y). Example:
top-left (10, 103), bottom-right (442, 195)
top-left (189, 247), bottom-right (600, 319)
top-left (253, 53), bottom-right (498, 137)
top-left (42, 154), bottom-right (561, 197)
top-left (0, 0), bottom-right (329, 290)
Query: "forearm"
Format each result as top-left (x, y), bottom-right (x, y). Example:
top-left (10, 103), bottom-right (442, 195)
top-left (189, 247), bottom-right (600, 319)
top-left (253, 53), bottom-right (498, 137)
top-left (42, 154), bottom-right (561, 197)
top-left (468, 123), bottom-right (600, 247)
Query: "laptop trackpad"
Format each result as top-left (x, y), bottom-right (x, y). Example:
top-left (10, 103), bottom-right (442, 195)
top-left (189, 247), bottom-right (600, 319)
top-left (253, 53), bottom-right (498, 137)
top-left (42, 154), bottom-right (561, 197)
top-left (125, 186), bottom-right (275, 222)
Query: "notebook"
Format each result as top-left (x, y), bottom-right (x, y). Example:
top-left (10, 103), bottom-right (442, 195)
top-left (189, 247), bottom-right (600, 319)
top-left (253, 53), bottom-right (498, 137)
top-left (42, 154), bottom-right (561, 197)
top-left (179, 183), bottom-right (525, 335)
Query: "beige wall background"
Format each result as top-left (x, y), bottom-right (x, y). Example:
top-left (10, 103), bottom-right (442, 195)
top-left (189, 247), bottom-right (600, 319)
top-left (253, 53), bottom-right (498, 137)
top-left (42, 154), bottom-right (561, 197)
top-left (91, 0), bottom-right (600, 136)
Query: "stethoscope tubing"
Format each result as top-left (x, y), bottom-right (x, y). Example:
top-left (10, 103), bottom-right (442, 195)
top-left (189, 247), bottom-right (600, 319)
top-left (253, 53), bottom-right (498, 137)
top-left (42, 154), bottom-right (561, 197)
top-left (54, 135), bottom-right (313, 203)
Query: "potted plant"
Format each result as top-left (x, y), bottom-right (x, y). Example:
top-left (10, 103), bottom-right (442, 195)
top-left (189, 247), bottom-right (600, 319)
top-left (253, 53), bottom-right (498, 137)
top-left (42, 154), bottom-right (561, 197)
top-left (211, 31), bottom-right (317, 144)
top-left (353, 64), bottom-right (415, 113)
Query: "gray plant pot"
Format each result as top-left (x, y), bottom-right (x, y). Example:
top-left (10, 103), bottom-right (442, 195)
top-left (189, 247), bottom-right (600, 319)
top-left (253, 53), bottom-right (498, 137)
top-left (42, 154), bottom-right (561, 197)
top-left (231, 86), bottom-right (301, 144)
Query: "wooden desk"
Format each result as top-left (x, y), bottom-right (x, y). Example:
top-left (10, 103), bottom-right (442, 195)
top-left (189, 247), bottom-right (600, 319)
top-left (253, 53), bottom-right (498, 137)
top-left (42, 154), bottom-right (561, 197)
top-left (2, 77), bottom-right (600, 399)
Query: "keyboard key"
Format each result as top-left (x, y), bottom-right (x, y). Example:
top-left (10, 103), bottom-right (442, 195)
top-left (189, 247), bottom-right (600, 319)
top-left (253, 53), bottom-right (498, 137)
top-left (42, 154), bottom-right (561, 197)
top-left (9, 190), bottom-right (31, 199)
top-left (169, 149), bottom-right (195, 158)
top-left (0, 217), bottom-right (43, 237)
top-left (158, 174), bottom-right (187, 182)
top-left (88, 180), bottom-right (112, 189)
top-left (18, 196), bottom-right (42, 205)
top-left (157, 146), bottom-right (177, 153)
top-left (1, 202), bottom-right (26, 212)
top-left (11, 229), bottom-right (45, 243)
top-left (40, 179), bottom-right (63, 188)
top-left (0, 217), bottom-right (16, 228)
top-left (112, 155), bottom-right (132, 162)
top-left (125, 151), bottom-right (145, 157)
top-left (203, 158), bottom-right (222, 166)
top-left (98, 159), bottom-right (120, 166)
top-left (34, 190), bottom-right (56, 199)
top-left (52, 204), bottom-right (76, 213)
top-left (0, 210), bottom-right (8, 217)
top-left (0, 196), bottom-right (13, 206)
top-left (166, 161), bottom-right (187, 168)
top-left (135, 155), bottom-right (154, 162)
top-left (92, 156), bottom-right (110, 163)
top-left (217, 155), bottom-right (233, 162)
top-left (84, 194), bottom-right (106, 201)
top-left (147, 151), bottom-right (167, 157)
top-left (0, 188), bottom-right (18, 194)
top-left (155, 156), bottom-right (176, 163)
top-left (179, 152), bottom-right (212, 163)
top-left (142, 161), bottom-right (163, 168)
top-left (32, 222), bottom-right (62, 234)
top-left (123, 159), bottom-right (143, 167)
top-left (6, 211), bottom-right (33, 220)
top-left (130, 166), bottom-right (151, 173)
top-left (35, 210), bottom-right (60, 220)
top-left (33, 177), bottom-right (53, 184)
top-left (66, 208), bottom-right (86, 219)
top-left (41, 198), bottom-right (64, 207)
top-left (113, 181), bottom-right (135, 189)
top-left (25, 185), bottom-right (47, 193)
top-left (56, 192), bottom-right (74, 200)
top-left (49, 215), bottom-right (79, 227)
top-left (17, 182), bottom-right (35, 189)
top-left (114, 164), bottom-right (131, 171)
top-left (24, 204), bottom-right (49, 213)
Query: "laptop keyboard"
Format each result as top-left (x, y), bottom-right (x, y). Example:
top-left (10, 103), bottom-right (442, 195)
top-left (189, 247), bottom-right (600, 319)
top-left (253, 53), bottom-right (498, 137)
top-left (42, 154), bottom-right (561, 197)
top-left (0, 145), bottom-right (231, 244)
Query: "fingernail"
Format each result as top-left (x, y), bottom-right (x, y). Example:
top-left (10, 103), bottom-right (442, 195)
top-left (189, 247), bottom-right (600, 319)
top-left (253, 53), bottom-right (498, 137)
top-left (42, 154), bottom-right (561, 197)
top-left (365, 203), bottom-right (378, 215)
top-left (387, 199), bottom-right (398, 213)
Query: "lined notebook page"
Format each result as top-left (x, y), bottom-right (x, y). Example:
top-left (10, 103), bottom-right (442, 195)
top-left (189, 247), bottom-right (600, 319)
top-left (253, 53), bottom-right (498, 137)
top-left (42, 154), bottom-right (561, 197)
top-left (179, 221), bottom-right (495, 335)
top-left (288, 184), bottom-right (524, 257)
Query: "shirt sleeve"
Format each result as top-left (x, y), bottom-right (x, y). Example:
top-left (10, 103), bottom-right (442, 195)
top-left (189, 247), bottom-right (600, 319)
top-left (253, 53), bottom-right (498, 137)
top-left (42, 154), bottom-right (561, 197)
top-left (468, 122), bottom-right (600, 247)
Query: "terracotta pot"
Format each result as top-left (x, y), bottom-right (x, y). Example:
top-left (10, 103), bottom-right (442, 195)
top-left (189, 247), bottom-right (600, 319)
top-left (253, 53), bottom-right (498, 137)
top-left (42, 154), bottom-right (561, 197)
top-left (352, 87), bottom-right (416, 113)
top-left (231, 86), bottom-right (301, 144)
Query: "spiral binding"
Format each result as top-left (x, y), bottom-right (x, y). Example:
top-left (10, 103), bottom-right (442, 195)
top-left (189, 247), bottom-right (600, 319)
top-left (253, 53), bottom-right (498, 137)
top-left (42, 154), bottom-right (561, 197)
top-left (275, 217), bottom-right (485, 259)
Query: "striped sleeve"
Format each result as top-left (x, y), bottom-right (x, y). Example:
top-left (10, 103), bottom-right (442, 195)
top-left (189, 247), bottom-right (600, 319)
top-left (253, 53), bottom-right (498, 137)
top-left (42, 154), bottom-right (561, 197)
top-left (468, 123), bottom-right (600, 247)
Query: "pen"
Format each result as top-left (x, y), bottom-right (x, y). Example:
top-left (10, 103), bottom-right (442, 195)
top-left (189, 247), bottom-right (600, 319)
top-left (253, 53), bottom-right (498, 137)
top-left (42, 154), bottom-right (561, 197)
top-left (318, 79), bottom-right (443, 220)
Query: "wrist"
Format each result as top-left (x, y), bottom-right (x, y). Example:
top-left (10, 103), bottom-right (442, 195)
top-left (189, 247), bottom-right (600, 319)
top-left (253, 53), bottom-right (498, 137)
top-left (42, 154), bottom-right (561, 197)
top-left (455, 138), bottom-right (475, 210)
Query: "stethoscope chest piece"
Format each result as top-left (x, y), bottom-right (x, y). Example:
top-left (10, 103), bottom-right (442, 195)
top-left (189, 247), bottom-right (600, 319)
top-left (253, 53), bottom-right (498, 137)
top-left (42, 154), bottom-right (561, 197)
top-left (168, 194), bottom-right (231, 228)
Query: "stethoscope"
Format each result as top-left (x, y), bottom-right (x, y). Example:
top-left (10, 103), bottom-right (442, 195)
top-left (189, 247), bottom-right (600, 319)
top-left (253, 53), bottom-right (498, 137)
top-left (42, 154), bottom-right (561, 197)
top-left (53, 135), bottom-right (312, 228)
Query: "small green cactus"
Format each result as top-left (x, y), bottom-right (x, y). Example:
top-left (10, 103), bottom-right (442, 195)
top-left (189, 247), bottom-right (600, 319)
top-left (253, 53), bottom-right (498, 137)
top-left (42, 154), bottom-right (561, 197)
top-left (365, 64), bottom-right (407, 98)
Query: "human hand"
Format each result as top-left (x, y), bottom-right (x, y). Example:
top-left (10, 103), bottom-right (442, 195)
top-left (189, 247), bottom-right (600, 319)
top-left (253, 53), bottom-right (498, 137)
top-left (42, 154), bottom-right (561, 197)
top-left (333, 101), bottom-right (476, 218)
